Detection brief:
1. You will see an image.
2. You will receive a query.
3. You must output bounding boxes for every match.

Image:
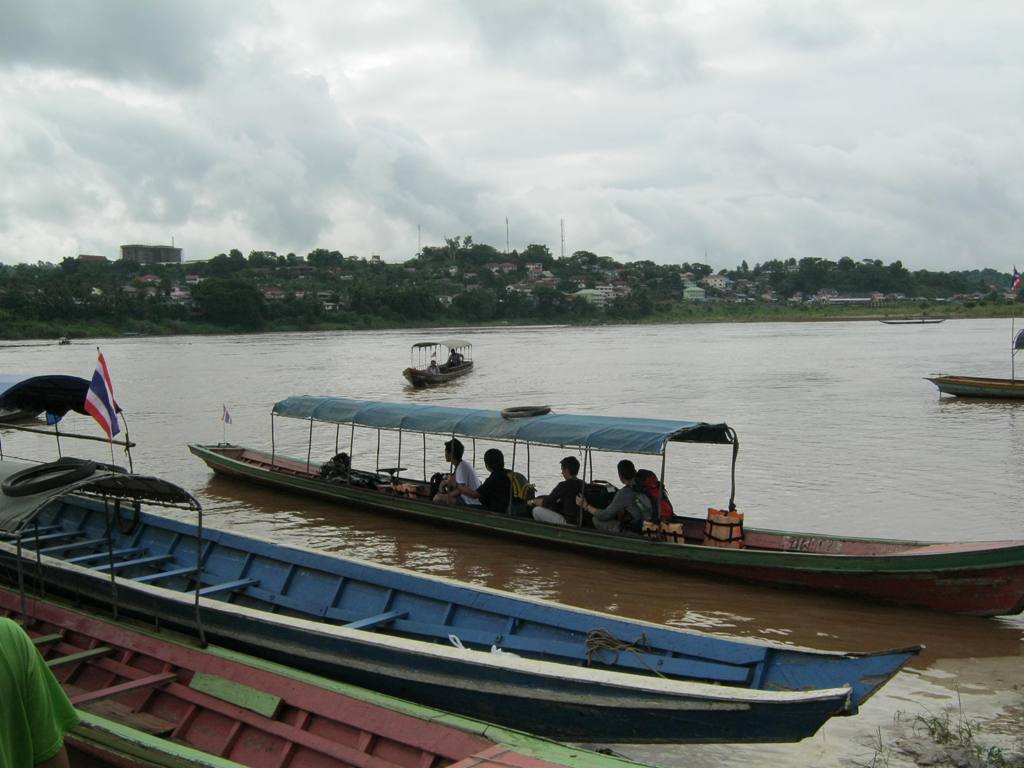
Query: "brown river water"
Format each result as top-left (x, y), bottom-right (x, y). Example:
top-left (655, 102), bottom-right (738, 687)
top-left (3, 318), bottom-right (1022, 767)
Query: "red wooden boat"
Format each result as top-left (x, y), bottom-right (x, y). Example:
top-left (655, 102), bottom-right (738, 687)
top-left (0, 587), bottom-right (641, 768)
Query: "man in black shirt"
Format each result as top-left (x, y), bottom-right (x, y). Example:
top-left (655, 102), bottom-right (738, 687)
top-left (529, 456), bottom-right (583, 526)
top-left (463, 448), bottom-right (511, 513)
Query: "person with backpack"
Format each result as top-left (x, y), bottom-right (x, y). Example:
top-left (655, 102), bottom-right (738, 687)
top-left (529, 456), bottom-right (584, 526)
top-left (633, 468), bottom-right (675, 521)
top-left (575, 459), bottom-right (653, 533)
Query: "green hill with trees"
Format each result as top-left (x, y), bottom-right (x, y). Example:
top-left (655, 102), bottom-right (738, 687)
top-left (0, 237), bottom-right (1019, 339)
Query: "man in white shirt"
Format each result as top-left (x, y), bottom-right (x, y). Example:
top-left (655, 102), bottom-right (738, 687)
top-left (432, 438), bottom-right (482, 506)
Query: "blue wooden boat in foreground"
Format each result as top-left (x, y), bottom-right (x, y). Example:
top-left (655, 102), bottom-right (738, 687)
top-left (0, 460), bottom-right (917, 744)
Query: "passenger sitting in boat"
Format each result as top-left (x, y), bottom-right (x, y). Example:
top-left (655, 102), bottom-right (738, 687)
top-left (575, 460), bottom-right (651, 533)
top-left (460, 448), bottom-right (511, 513)
top-left (427, 357), bottom-right (439, 374)
top-left (320, 452), bottom-right (351, 482)
top-left (433, 438), bottom-right (481, 506)
top-left (529, 456), bottom-right (584, 526)
top-left (446, 350), bottom-right (463, 367)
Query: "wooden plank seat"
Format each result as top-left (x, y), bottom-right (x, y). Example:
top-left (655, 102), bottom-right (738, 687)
top-left (13, 530), bottom-right (87, 546)
top-left (67, 547), bottom-right (145, 565)
top-left (94, 554), bottom-right (175, 573)
top-left (190, 578), bottom-right (259, 598)
top-left (342, 609), bottom-right (409, 631)
top-left (31, 633), bottom-right (64, 647)
top-left (70, 672), bottom-right (178, 706)
top-left (0, 525), bottom-right (62, 540)
top-left (130, 566), bottom-right (198, 584)
top-left (46, 646), bottom-right (114, 668)
top-left (39, 537), bottom-right (110, 555)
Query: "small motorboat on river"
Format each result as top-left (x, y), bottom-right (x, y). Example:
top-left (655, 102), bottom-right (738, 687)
top-left (403, 340), bottom-right (473, 387)
top-left (190, 397), bottom-right (1024, 616)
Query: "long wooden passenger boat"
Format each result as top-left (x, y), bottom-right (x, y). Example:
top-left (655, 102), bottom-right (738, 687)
top-left (190, 397), bottom-right (1024, 616)
top-left (0, 587), bottom-right (644, 768)
top-left (925, 374), bottom-right (1024, 399)
top-left (926, 328), bottom-right (1024, 399)
top-left (0, 459), bottom-right (917, 744)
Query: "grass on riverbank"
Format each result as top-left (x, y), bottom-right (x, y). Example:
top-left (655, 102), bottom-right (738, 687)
top-left (857, 700), bottom-right (1024, 768)
top-left (3, 301), bottom-right (1020, 341)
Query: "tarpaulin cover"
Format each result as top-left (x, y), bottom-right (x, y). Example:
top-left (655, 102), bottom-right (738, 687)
top-left (0, 375), bottom-right (92, 419)
top-left (273, 396), bottom-right (735, 454)
top-left (0, 460), bottom-right (199, 533)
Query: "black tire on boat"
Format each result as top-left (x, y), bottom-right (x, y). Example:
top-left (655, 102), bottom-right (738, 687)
top-left (1, 457), bottom-right (98, 498)
top-left (500, 405), bottom-right (551, 419)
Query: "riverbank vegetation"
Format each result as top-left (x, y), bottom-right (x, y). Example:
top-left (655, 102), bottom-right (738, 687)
top-left (1, 238), bottom-right (1020, 339)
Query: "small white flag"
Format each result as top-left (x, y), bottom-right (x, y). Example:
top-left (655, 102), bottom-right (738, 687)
top-left (222, 404), bottom-right (232, 424)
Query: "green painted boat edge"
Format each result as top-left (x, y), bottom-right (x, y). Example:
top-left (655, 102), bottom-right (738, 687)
top-left (198, 641), bottom-right (651, 768)
top-left (72, 710), bottom-right (244, 768)
top-left (189, 443), bottom-right (1024, 576)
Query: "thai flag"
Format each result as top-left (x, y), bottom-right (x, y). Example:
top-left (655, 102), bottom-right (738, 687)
top-left (222, 404), bottom-right (232, 424)
top-left (1012, 267), bottom-right (1021, 292)
top-left (84, 352), bottom-right (120, 439)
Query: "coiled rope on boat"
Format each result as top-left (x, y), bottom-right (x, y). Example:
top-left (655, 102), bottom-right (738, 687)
top-left (585, 629), bottom-right (665, 677)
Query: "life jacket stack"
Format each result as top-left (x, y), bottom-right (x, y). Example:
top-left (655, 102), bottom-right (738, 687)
top-left (703, 507), bottom-right (745, 548)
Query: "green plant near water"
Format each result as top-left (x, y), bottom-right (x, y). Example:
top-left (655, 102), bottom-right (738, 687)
top-left (906, 706), bottom-right (1012, 768)
top-left (855, 698), bottom-right (1022, 768)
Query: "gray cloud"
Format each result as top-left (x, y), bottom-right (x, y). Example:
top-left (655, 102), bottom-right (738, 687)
top-left (1, 1), bottom-right (1023, 271)
top-left (0, 0), bottom-right (252, 87)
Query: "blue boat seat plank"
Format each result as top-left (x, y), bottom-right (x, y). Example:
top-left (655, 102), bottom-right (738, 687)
top-left (68, 547), bottom-right (145, 565)
top-left (0, 528), bottom-right (64, 544)
top-left (94, 554), bottom-right (175, 573)
top-left (191, 578), bottom-right (259, 597)
top-left (342, 609), bottom-right (408, 630)
top-left (15, 530), bottom-right (87, 545)
top-left (40, 537), bottom-right (110, 555)
top-left (0, 525), bottom-right (62, 540)
top-left (131, 566), bottom-right (198, 584)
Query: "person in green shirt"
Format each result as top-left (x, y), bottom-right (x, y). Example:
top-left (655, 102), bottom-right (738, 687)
top-left (0, 616), bottom-right (79, 768)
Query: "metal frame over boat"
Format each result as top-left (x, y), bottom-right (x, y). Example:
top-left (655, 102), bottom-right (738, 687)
top-left (190, 397), bottom-right (1024, 616)
top-left (403, 340), bottom-right (474, 387)
top-left (1, 586), bottom-right (645, 768)
top-left (0, 459), bottom-right (919, 744)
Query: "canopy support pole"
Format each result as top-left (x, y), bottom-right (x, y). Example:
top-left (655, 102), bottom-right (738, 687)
top-left (397, 429), bottom-right (403, 476)
top-left (102, 499), bottom-right (119, 622)
top-left (728, 430), bottom-right (740, 512)
top-left (334, 425), bottom-right (340, 455)
top-left (270, 414), bottom-right (276, 467)
top-left (376, 430), bottom-right (381, 473)
top-left (422, 433), bottom-right (427, 480)
top-left (306, 419), bottom-right (314, 474)
top-left (349, 422), bottom-right (355, 457)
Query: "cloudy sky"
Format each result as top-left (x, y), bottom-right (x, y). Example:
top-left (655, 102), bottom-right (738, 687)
top-left (1, 1), bottom-right (1022, 271)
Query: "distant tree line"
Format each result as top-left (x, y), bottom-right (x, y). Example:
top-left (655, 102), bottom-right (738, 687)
top-left (0, 240), bottom-right (1016, 336)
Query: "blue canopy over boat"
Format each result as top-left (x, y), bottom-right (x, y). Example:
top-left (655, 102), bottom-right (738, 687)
top-left (0, 374), bottom-right (93, 420)
top-left (272, 396), bottom-right (735, 454)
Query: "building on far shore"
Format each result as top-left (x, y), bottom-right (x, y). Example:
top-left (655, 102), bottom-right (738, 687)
top-left (77, 254), bottom-right (109, 263)
top-left (120, 244), bottom-right (182, 265)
